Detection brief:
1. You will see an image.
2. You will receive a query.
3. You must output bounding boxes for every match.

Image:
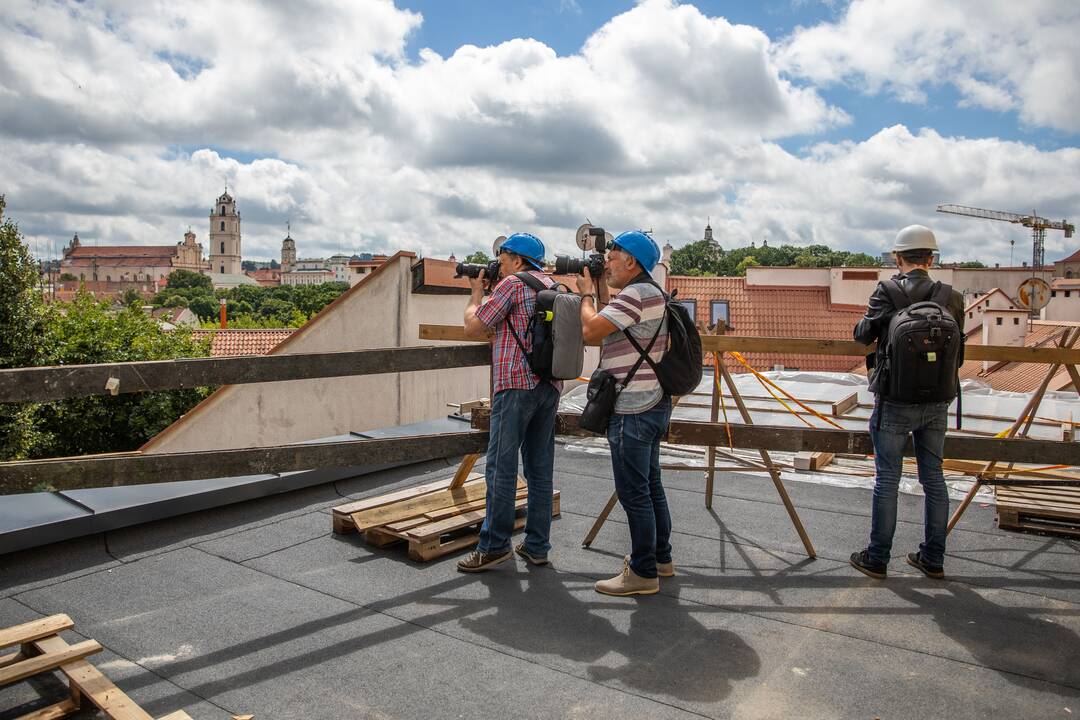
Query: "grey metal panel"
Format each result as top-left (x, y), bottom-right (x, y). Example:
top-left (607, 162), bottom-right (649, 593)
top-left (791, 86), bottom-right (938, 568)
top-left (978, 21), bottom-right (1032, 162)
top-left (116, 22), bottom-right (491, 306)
top-left (0, 492), bottom-right (96, 555)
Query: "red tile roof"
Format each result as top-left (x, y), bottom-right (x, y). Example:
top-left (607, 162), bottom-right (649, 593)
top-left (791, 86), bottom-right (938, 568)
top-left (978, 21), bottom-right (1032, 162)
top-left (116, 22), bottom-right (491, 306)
top-left (1054, 248), bottom-right (1080, 264)
top-left (957, 324), bottom-right (1075, 392)
top-left (66, 246), bottom-right (177, 258)
top-left (191, 329), bottom-right (296, 357)
top-left (669, 275), bottom-right (866, 373)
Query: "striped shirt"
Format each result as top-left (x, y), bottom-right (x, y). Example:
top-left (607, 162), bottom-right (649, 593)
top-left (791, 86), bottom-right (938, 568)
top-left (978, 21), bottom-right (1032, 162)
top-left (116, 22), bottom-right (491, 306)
top-left (474, 271), bottom-right (562, 395)
top-left (599, 281), bottom-right (668, 413)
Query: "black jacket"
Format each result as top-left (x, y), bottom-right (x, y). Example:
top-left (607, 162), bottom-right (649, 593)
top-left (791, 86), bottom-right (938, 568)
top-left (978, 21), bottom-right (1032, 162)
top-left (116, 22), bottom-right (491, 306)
top-left (854, 269), bottom-right (965, 394)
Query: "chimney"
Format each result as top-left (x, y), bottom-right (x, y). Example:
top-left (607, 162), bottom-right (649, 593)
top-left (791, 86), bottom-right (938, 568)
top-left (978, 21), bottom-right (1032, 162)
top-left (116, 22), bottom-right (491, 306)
top-left (219, 297), bottom-right (227, 329)
top-left (981, 308), bottom-right (1029, 372)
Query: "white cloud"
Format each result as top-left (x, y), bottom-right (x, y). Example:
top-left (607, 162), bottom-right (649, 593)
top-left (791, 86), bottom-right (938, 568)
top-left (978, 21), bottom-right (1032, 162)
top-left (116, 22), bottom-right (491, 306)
top-left (777, 0), bottom-right (1080, 131)
top-left (0, 0), bottom-right (1077, 271)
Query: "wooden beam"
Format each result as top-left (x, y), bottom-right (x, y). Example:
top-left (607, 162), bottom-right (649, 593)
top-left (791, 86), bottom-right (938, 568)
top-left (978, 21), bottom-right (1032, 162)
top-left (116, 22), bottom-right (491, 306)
top-left (0, 344), bottom-right (492, 404)
top-left (0, 431), bottom-right (489, 495)
top-left (0, 614), bottom-right (73, 649)
top-left (422, 324), bottom-right (1080, 365)
top-left (32, 635), bottom-right (156, 720)
top-left (0, 639), bottom-right (101, 687)
top-left (831, 393), bottom-right (859, 417)
top-left (470, 409), bottom-right (1080, 467)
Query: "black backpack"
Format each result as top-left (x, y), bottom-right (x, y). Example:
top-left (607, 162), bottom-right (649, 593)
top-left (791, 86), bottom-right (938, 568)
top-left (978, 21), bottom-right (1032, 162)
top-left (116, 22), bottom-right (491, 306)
top-left (506, 272), bottom-right (584, 382)
top-left (878, 279), bottom-right (963, 410)
top-left (623, 279), bottom-right (703, 396)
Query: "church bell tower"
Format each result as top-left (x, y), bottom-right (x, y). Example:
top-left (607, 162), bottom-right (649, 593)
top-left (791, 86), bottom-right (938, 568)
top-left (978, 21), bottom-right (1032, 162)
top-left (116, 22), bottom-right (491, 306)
top-left (209, 189), bottom-right (241, 275)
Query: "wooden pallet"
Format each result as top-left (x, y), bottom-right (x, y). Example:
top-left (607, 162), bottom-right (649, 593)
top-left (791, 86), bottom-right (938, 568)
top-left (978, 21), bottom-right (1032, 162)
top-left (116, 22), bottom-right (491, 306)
top-left (331, 472), bottom-right (561, 561)
top-left (995, 484), bottom-right (1080, 538)
top-left (0, 614), bottom-right (194, 720)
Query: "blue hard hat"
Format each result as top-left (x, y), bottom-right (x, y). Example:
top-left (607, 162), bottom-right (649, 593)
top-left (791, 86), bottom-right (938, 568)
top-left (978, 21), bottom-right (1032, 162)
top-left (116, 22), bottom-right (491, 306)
top-left (612, 230), bottom-right (660, 272)
top-left (500, 232), bottom-right (545, 270)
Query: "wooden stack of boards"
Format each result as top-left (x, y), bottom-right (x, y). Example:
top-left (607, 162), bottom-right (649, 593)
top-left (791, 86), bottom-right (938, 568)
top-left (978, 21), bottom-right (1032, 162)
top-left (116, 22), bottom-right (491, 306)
top-left (0, 613), bottom-right (193, 720)
top-left (332, 463), bottom-right (560, 562)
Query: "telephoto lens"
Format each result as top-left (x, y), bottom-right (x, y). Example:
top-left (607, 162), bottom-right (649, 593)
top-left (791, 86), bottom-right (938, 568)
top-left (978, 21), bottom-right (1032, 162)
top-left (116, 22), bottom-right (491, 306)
top-left (554, 255), bottom-right (584, 275)
top-left (454, 262), bottom-right (484, 279)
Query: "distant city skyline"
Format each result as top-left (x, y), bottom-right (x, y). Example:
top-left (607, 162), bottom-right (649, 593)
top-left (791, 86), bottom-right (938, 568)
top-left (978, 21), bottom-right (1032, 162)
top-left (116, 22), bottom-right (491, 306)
top-left (2, 0), bottom-right (1078, 266)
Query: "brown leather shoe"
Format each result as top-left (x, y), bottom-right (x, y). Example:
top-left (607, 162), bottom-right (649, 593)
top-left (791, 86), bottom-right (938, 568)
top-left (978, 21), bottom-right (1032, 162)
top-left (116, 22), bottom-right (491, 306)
top-left (457, 549), bottom-right (511, 573)
top-left (596, 558), bottom-right (659, 596)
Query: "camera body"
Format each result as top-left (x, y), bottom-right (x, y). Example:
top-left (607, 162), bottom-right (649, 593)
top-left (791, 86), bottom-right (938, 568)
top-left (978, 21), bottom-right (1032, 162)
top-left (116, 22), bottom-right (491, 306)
top-left (455, 259), bottom-right (501, 282)
top-left (555, 227), bottom-right (609, 277)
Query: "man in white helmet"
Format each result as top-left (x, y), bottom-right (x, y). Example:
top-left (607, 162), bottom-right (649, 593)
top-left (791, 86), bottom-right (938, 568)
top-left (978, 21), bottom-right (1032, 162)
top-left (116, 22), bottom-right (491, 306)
top-left (850, 225), bottom-right (965, 580)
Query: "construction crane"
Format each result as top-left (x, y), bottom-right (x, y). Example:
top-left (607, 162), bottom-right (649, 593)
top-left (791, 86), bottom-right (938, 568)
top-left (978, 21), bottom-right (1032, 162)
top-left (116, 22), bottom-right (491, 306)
top-left (936, 204), bottom-right (1074, 271)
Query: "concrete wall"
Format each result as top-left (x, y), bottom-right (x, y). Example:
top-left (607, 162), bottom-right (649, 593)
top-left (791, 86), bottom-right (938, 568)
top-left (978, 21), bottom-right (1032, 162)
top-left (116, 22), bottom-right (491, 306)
top-left (982, 308), bottom-right (1031, 372)
top-left (144, 255), bottom-right (490, 453)
top-left (745, 267), bottom-right (830, 287)
top-left (1042, 291), bottom-right (1080, 322)
top-left (950, 268), bottom-right (1052, 300)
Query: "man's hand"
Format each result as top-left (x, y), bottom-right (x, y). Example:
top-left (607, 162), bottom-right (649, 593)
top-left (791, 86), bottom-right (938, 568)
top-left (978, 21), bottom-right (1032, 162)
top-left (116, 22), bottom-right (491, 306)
top-left (574, 267), bottom-right (596, 296)
top-left (467, 270), bottom-right (486, 295)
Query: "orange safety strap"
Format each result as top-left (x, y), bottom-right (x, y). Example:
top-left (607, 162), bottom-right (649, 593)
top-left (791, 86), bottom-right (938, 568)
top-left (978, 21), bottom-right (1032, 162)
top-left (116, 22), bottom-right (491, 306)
top-left (712, 353), bottom-right (733, 450)
top-left (729, 351), bottom-right (844, 430)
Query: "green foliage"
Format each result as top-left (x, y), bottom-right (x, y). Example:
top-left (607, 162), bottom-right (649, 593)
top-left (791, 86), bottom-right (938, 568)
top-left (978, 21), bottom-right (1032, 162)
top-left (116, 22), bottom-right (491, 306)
top-left (166, 268), bottom-right (213, 291)
top-left (270, 258), bottom-right (280, 269)
top-left (0, 196), bottom-right (56, 459)
top-left (154, 277), bottom-right (348, 326)
top-left (241, 260), bottom-right (257, 271)
top-left (59, 272), bottom-right (77, 282)
top-left (25, 296), bottom-right (212, 459)
top-left (119, 288), bottom-right (144, 308)
top-left (670, 238), bottom-right (882, 276)
top-left (948, 261), bottom-right (987, 268)
top-left (0, 200), bottom-right (213, 462)
top-left (464, 251), bottom-right (490, 264)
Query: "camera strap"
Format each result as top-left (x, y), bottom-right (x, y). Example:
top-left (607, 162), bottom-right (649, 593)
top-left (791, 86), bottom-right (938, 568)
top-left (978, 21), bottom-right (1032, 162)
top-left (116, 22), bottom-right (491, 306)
top-left (619, 317), bottom-right (664, 390)
top-left (505, 272), bottom-right (549, 358)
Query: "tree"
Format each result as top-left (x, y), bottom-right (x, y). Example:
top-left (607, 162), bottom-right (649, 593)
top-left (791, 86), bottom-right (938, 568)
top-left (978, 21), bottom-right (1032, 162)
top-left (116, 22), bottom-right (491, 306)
top-left (27, 296), bottom-right (211, 459)
top-left (241, 260), bottom-right (257, 271)
top-left (59, 272), bottom-right (77, 282)
top-left (670, 239), bottom-right (721, 276)
top-left (735, 255), bottom-right (760, 275)
top-left (464, 251), bottom-right (490, 264)
top-left (949, 261), bottom-right (986, 268)
top-left (0, 196), bottom-right (54, 459)
top-left (162, 294), bottom-right (189, 308)
top-left (120, 288), bottom-right (144, 307)
top-left (166, 268), bottom-right (213, 291)
top-left (270, 259), bottom-right (280, 269)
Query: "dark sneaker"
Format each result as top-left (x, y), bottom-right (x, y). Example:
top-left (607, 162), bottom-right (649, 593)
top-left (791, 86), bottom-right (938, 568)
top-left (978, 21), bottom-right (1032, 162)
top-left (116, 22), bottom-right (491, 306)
top-left (457, 549), bottom-right (511, 573)
top-left (515, 542), bottom-right (549, 566)
top-left (849, 550), bottom-right (887, 579)
top-left (906, 552), bottom-right (944, 579)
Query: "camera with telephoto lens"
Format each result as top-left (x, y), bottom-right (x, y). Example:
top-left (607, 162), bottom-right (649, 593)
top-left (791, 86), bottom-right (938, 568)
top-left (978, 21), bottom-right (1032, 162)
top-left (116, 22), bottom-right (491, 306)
top-left (555, 227), bottom-right (608, 277)
top-left (455, 259), bottom-right (501, 282)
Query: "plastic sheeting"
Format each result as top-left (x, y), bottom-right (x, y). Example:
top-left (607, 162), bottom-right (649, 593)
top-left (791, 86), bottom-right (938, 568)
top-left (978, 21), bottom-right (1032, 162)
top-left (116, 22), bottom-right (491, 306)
top-left (559, 369), bottom-right (1079, 503)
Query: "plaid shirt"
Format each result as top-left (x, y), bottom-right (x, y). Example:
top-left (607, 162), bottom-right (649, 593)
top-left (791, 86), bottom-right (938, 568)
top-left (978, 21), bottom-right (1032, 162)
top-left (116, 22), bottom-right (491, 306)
top-left (475, 271), bottom-right (563, 395)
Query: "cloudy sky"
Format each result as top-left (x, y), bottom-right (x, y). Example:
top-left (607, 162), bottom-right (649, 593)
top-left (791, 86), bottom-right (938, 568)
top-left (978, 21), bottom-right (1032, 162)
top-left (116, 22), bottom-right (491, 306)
top-left (3, 0), bottom-right (1079, 265)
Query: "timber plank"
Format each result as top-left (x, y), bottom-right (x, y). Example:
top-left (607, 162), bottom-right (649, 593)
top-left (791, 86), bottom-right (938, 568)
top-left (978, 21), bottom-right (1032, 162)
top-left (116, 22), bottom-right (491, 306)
top-left (1, 431), bottom-right (489, 495)
top-left (0, 614), bottom-right (73, 649)
top-left (156, 713), bottom-right (194, 720)
top-left (0, 344), bottom-right (492, 404)
top-left (32, 635), bottom-right (156, 720)
top-left (0, 640), bottom-right (102, 687)
top-left (332, 477), bottom-right (457, 518)
top-left (14, 698), bottom-right (80, 720)
top-left (351, 480), bottom-right (488, 530)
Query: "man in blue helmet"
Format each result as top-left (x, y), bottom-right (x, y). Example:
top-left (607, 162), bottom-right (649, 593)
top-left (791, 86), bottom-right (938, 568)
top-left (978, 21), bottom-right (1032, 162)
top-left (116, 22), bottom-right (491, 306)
top-left (575, 230), bottom-right (672, 596)
top-left (458, 232), bottom-right (561, 572)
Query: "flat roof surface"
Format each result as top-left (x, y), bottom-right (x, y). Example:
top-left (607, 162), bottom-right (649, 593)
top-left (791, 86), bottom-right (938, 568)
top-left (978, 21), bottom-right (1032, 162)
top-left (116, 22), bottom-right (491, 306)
top-left (2, 447), bottom-right (1078, 719)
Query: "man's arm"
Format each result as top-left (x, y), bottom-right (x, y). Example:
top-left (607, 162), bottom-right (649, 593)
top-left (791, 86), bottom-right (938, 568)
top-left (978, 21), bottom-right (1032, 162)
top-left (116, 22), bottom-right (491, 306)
top-left (463, 273), bottom-right (496, 340)
top-left (573, 269), bottom-right (617, 344)
top-left (854, 283), bottom-right (893, 345)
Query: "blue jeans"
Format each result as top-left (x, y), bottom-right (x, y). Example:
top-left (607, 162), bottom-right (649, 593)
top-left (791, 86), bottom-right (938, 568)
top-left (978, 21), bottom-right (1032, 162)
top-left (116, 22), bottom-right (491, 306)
top-left (477, 383), bottom-right (559, 556)
top-left (607, 396), bottom-right (673, 579)
top-left (868, 399), bottom-right (951, 567)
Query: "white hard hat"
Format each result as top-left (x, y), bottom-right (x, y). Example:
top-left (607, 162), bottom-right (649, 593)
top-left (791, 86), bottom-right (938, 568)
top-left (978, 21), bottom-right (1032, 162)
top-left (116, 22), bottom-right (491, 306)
top-left (893, 225), bottom-right (938, 252)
